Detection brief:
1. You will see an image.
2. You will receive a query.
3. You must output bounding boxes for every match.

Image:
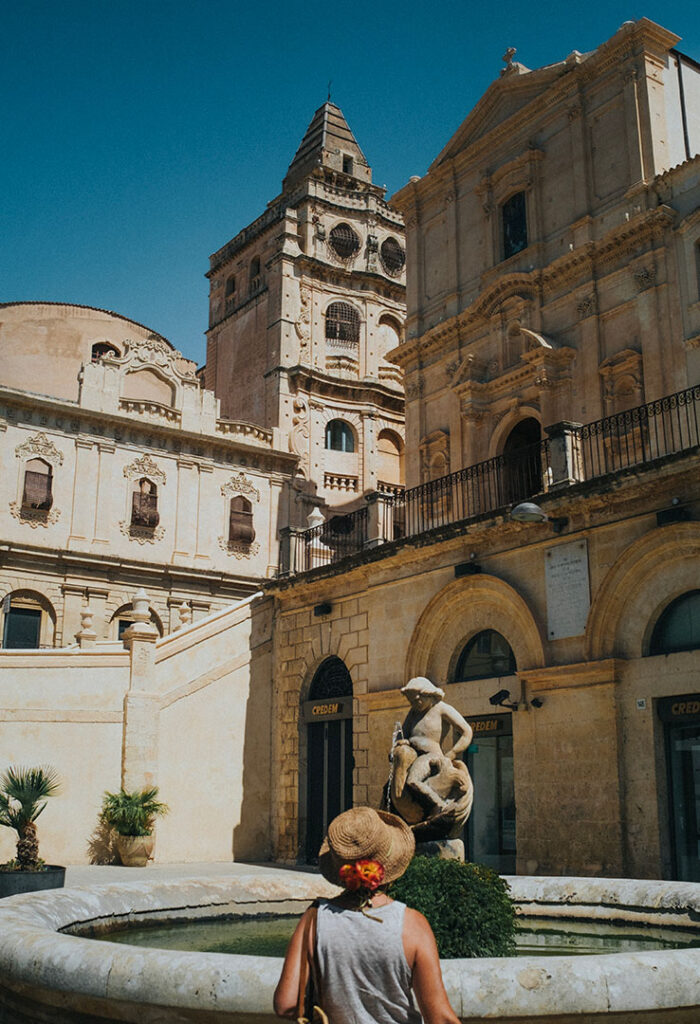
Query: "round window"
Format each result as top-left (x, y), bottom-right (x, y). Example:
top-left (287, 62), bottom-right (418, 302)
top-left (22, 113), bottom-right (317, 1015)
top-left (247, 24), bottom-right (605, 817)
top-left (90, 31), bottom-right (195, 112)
top-left (329, 223), bottom-right (360, 259)
top-left (380, 237), bottom-right (405, 275)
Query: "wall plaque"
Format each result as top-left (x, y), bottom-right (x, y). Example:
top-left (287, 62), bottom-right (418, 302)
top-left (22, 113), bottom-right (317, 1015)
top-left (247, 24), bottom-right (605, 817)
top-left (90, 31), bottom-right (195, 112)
top-left (544, 539), bottom-right (590, 640)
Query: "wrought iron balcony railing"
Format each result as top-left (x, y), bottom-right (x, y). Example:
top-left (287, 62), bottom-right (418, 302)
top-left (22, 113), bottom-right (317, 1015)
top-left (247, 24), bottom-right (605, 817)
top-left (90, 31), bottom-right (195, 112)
top-left (281, 384), bottom-right (700, 576)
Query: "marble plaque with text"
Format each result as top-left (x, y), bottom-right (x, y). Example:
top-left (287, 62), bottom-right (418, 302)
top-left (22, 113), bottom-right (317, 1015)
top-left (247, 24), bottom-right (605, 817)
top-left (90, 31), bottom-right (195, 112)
top-left (544, 539), bottom-right (590, 640)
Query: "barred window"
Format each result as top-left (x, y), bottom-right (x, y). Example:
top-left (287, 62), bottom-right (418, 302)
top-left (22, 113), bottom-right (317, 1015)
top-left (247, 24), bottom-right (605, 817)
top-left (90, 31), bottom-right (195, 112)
top-left (131, 478), bottom-right (159, 528)
top-left (649, 591), bottom-right (700, 655)
top-left (325, 302), bottom-right (360, 345)
top-left (22, 459), bottom-right (53, 511)
top-left (329, 223), bottom-right (360, 259)
top-left (454, 630), bottom-right (517, 682)
top-left (380, 237), bottom-right (405, 275)
top-left (325, 419), bottom-right (355, 452)
top-left (229, 495), bottom-right (255, 545)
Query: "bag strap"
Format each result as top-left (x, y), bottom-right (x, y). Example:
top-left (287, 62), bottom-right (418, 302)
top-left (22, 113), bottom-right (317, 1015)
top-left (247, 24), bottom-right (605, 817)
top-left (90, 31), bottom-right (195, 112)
top-left (296, 905), bottom-right (318, 1022)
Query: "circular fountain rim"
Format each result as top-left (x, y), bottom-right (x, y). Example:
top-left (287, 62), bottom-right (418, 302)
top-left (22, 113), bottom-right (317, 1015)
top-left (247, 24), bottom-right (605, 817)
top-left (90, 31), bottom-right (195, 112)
top-left (1, 872), bottom-right (700, 1021)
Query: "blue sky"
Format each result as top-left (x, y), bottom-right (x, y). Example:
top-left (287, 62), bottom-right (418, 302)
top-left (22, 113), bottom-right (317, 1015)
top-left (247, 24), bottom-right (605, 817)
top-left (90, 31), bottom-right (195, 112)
top-left (2, 0), bottom-right (698, 365)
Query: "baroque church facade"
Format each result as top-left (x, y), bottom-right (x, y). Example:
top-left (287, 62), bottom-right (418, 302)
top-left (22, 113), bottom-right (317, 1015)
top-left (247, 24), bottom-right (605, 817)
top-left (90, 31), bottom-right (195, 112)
top-left (2, 19), bottom-right (700, 885)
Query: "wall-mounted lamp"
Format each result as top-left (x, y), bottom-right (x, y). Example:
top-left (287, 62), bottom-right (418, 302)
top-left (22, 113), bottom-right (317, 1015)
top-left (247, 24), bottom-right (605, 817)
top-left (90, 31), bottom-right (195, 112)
top-left (489, 689), bottom-right (520, 711)
top-left (510, 502), bottom-right (568, 534)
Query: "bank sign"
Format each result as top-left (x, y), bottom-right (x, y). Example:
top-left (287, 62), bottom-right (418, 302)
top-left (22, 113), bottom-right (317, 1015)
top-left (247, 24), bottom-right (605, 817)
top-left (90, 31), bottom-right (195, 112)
top-left (658, 695), bottom-right (700, 722)
top-left (302, 699), bottom-right (350, 723)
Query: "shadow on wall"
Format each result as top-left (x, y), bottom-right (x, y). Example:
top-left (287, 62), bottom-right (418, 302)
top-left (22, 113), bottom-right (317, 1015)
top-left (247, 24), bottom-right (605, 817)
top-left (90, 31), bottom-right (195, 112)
top-left (232, 597), bottom-right (275, 860)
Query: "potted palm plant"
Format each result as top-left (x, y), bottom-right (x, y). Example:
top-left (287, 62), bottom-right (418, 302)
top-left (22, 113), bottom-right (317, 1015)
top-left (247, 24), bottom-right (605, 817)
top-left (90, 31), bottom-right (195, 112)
top-left (100, 787), bottom-right (168, 867)
top-left (0, 765), bottom-right (64, 898)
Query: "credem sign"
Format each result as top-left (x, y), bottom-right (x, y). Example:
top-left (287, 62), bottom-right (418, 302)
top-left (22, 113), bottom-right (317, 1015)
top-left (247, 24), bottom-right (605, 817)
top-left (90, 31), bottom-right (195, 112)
top-left (302, 699), bottom-right (351, 723)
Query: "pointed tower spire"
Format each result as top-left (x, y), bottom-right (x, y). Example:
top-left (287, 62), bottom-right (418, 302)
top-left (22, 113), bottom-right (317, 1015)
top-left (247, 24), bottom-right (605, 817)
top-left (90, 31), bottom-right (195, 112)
top-left (283, 101), bottom-right (372, 192)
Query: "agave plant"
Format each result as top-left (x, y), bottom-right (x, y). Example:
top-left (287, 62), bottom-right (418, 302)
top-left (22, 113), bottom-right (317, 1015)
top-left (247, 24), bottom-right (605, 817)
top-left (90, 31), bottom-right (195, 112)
top-left (100, 787), bottom-right (168, 837)
top-left (0, 765), bottom-right (61, 870)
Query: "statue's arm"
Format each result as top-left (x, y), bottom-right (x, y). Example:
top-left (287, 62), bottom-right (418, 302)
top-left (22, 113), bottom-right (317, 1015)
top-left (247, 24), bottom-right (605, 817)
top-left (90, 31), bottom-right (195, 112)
top-left (442, 704), bottom-right (473, 760)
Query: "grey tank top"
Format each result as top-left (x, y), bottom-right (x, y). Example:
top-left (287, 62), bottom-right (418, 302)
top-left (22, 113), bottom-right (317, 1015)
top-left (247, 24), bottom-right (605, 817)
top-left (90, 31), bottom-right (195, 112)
top-left (313, 898), bottom-right (423, 1024)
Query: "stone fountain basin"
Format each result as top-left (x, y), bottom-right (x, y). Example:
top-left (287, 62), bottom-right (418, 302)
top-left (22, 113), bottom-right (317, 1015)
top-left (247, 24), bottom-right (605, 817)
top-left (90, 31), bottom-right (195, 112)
top-left (1, 872), bottom-right (700, 1023)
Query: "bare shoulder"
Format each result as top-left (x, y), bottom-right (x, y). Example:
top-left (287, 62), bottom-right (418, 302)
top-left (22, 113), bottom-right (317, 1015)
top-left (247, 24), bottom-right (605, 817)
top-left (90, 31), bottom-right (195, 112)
top-left (404, 906), bottom-right (433, 934)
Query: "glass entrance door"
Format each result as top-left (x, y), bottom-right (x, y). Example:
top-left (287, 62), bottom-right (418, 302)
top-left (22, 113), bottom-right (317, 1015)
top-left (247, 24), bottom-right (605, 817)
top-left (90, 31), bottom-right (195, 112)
top-left (465, 714), bottom-right (515, 872)
top-left (666, 719), bottom-right (700, 881)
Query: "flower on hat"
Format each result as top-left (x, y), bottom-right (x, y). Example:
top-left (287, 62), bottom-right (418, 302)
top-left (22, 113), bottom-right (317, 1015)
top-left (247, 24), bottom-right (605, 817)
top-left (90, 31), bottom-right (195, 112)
top-left (339, 859), bottom-right (385, 892)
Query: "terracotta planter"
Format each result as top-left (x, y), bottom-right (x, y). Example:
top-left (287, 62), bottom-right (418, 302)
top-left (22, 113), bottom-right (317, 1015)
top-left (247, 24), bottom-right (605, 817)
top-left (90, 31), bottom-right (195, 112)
top-left (0, 865), bottom-right (65, 899)
top-left (115, 835), bottom-right (154, 867)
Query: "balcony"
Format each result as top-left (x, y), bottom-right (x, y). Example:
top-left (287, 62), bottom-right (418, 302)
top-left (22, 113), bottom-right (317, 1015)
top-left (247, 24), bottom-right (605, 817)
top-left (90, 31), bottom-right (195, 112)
top-left (280, 385), bottom-right (700, 576)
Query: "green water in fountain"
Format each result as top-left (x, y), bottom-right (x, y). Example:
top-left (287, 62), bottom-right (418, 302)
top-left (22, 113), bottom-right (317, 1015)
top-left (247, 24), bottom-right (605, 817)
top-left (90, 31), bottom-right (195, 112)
top-left (103, 914), bottom-right (700, 958)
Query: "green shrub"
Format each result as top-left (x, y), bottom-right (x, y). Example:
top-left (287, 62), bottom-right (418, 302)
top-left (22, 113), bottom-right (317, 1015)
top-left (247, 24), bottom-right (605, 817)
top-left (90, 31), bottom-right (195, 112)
top-left (388, 855), bottom-right (516, 958)
top-left (100, 787), bottom-right (168, 837)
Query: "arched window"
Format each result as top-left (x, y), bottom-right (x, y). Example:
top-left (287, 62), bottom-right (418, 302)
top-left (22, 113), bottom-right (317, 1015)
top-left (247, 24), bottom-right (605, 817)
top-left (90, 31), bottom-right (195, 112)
top-left (502, 191), bottom-right (528, 260)
top-left (649, 591), bottom-right (700, 656)
top-left (377, 430), bottom-right (404, 486)
top-left (229, 495), bottom-right (255, 545)
top-left (326, 302), bottom-right (360, 345)
top-left (502, 418), bottom-right (542, 503)
top-left (111, 603), bottom-right (164, 640)
top-left (325, 419), bottom-right (355, 452)
top-left (454, 630), bottom-right (516, 682)
top-left (1, 591), bottom-right (56, 649)
top-left (91, 342), bottom-right (120, 362)
top-left (309, 656), bottom-right (354, 700)
top-left (22, 459), bottom-right (53, 511)
top-left (225, 274), bottom-right (236, 297)
top-left (328, 223), bottom-right (360, 259)
top-left (131, 478), bottom-right (159, 528)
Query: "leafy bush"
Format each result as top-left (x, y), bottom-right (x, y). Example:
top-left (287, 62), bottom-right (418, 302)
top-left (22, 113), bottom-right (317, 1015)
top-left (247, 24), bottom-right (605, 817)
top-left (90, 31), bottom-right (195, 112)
top-left (100, 787), bottom-right (168, 837)
top-left (389, 855), bottom-right (516, 958)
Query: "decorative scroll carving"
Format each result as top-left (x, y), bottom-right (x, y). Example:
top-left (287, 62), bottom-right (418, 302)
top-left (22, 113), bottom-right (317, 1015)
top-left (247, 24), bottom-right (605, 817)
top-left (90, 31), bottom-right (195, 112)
top-left (123, 454), bottom-right (166, 485)
top-left (295, 285), bottom-right (312, 350)
top-left (14, 433), bottom-right (64, 467)
top-left (122, 334), bottom-right (198, 381)
top-left (220, 473), bottom-right (260, 502)
top-left (9, 503), bottom-right (61, 528)
top-left (577, 294), bottom-right (597, 319)
top-left (218, 537), bottom-right (260, 558)
top-left (119, 521), bottom-right (166, 544)
top-left (633, 265), bottom-right (656, 291)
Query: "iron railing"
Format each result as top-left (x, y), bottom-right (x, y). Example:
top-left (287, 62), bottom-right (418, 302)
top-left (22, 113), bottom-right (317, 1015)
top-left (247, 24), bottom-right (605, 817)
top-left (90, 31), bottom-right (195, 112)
top-left (289, 385), bottom-right (700, 574)
top-left (579, 385), bottom-right (700, 478)
top-left (293, 506), bottom-right (369, 574)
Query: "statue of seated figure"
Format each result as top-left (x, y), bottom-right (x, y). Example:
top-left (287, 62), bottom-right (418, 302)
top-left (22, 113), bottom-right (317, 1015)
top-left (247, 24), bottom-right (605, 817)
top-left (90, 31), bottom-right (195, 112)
top-left (385, 677), bottom-right (474, 841)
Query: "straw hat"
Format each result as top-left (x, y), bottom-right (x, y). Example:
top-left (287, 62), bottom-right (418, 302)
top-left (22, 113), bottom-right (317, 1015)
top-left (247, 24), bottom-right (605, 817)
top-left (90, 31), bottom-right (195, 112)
top-left (318, 807), bottom-right (415, 887)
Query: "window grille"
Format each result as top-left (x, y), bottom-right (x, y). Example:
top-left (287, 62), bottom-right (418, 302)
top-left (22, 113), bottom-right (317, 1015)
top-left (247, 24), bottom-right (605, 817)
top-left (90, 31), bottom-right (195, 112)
top-left (380, 237), bottom-right (405, 275)
top-left (454, 630), bottom-right (517, 682)
top-left (22, 466), bottom-right (53, 511)
top-left (502, 192), bottom-right (528, 259)
top-left (228, 496), bottom-right (255, 545)
top-left (329, 223), bottom-right (360, 259)
top-left (649, 591), bottom-right (700, 655)
top-left (131, 480), bottom-right (159, 528)
top-left (325, 302), bottom-right (360, 345)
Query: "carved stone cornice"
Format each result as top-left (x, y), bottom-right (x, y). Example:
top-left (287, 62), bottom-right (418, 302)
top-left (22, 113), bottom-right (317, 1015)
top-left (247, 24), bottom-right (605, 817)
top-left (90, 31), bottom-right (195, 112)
top-left (9, 503), bottom-right (61, 528)
top-left (123, 454), bottom-right (166, 485)
top-left (221, 473), bottom-right (261, 502)
top-left (14, 432), bottom-right (64, 467)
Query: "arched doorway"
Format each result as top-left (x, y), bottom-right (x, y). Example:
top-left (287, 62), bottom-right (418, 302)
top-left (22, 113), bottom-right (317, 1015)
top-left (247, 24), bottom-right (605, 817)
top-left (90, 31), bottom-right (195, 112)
top-left (452, 630), bottom-right (517, 872)
top-left (302, 657), bottom-right (353, 862)
top-left (502, 417), bottom-right (542, 504)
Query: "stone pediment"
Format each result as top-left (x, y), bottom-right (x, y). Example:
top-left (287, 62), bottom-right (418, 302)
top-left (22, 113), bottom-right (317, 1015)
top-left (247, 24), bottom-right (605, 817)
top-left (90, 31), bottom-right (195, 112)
top-left (429, 60), bottom-right (569, 169)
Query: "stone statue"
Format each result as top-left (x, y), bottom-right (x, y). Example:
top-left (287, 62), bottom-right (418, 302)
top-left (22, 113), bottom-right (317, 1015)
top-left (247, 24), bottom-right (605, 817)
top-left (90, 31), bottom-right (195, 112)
top-left (385, 677), bottom-right (474, 842)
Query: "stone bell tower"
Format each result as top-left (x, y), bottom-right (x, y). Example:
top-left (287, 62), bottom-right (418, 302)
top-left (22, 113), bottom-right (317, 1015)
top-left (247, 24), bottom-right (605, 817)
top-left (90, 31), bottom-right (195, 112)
top-left (205, 101), bottom-right (406, 521)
